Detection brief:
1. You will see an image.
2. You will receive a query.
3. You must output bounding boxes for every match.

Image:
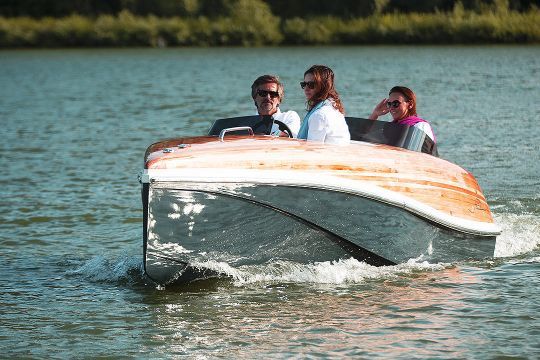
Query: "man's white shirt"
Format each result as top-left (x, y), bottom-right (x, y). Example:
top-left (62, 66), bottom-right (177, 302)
top-left (256, 108), bottom-right (301, 137)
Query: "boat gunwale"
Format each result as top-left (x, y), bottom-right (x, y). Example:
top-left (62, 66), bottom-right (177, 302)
top-left (142, 168), bottom-right (502, 237)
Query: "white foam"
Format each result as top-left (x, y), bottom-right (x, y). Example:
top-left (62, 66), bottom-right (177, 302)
top-left (191, 258), bottom-right (446, 286)
top-left (494, 213), bottom-right (540, 258)
top-left (69, 255), bottom-right (144, 283)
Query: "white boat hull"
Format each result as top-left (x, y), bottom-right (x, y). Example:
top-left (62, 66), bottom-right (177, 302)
top-left (143, 181), bottom-right (496, 285)
top-left (141, 131), bottom-right (500, 285)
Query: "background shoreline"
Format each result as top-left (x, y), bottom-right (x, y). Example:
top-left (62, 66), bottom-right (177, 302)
top-left (1, 7), bottom-right (539, 48)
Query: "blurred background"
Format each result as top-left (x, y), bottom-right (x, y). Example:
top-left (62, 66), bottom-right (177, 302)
top-left (1, 0), bottom-right (539, 47)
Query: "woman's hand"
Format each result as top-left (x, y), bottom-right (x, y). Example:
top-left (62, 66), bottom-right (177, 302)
top-left (369, 98), bottom-right (389, 120)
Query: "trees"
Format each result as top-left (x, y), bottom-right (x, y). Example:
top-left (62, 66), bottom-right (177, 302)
top-left (1, 0), bottom-right (538, 18)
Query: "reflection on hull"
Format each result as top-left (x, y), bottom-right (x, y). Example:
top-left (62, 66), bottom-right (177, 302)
top-left (144, 182), bottom-right (496, 285)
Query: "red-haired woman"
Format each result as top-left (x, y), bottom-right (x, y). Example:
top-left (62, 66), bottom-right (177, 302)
top-left (369, 86), bottom-right (436, 142)
top-left (297, 65), bottom-right (350, 145)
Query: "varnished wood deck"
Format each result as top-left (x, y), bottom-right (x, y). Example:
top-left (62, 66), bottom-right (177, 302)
top-left (144, 136), bottom-right (496, 227)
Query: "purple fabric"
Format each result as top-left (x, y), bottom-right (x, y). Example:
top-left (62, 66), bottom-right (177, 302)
top-left (394, 115), bottom-right (426, 126)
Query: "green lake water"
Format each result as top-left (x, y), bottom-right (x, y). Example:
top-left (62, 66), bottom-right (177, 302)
top-left (1, 46), bottom-right (539, 358)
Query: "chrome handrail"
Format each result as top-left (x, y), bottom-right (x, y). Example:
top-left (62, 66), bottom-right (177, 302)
top-left (219, 126), bottom-right (254, 142)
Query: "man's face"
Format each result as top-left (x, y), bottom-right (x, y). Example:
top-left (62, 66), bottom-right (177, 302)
top-left (255, 82), bottom-right (280, 116)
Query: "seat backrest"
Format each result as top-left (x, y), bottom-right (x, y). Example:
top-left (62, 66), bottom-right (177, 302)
top-left (206, 115), bottom-right (438, 156)
top-left (208, 115), bottom-right (274, 136)
top-left (345, 117), bottom-right (438, 156)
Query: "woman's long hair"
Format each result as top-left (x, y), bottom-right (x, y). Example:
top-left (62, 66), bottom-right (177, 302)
top-left (389, 86), bottom-right (417, 118)
top-left (304, 65), bottom-right (345, 114)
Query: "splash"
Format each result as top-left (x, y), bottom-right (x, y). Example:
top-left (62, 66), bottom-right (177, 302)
top-left (494, 213), bottom-right (540, 258)
top-left (68, 255), bottom-right (144, 284)
top-left (190, 258), bottom-right (446, 286)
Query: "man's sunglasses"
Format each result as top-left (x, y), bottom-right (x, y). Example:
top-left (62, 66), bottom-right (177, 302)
top-left (257, 89), bottom-right (279, 98)
top-left (386, 100), bottom-right (407, 108)
top-left (300, 81), bottom-right (316, 89)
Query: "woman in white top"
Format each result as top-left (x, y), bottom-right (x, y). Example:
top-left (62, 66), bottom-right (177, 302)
top-left (297, 65), bottom-right (350, 145)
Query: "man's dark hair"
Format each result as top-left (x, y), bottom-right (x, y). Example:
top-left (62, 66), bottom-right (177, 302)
top-left (251, 75), bottom-right (284, 101)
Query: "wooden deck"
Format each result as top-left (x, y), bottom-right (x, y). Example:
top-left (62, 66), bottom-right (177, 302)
top-left (145, 136), bottom-right (495, 226)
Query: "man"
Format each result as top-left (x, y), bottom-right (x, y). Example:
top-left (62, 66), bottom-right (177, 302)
top-left (251, 75), bottom-right (300, 137)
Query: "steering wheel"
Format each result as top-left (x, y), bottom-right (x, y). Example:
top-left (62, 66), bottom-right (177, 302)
top-left (273, 120), bottom-right (293, 138)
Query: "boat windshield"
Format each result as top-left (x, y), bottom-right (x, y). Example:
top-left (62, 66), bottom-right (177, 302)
top-left (208, 116), bottom-right (438, 156)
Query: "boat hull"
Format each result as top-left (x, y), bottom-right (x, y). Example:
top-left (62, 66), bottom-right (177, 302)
top-left (141, 135), bottom-right (500, 285)
top-left (143, 181), bottom-right (495, 285)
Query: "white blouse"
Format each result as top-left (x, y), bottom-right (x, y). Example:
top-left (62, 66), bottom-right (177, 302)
top-left (306, 102), bottom-right (350, 145)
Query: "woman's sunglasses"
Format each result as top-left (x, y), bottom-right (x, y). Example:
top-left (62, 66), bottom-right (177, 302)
top-left (300, 81), bottom-right (316, 89)
top-left (257, 89), bottom-right (279, 98)
top-left (386, 100), bottom-right (407, 108)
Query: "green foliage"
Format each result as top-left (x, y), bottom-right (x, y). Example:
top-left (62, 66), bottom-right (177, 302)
top-left (279, 3), bottom-right (540, 45)
top-left (0, 3), bottom-right (538, 47)
top-left (1, 0), bottom-right (539, 18)
top-left (283, 17), bottom-right (343, 44)
top-left (223, 0), bottom-right (282, 45)
top-left (94, 10), bottom-right (156, 46)
top-left (266, 0), bottom-right (377, 19)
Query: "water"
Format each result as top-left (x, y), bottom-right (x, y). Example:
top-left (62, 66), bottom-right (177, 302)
top-left (1, 46), bottom-right (539, 358)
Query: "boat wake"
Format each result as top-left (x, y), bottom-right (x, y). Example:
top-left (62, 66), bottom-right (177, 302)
top-left (70, 245), bottom-right (538, 289)
top-left (68, 254), bottom-right (448, 287)
top-left (189, 258), bottom-right (446, 286)
top-left (493, 213), bottom-right (540, 258)
top-left (69, 211), bottom-right (539, 288)
top-left (67, 254), bottom-right (145, 285)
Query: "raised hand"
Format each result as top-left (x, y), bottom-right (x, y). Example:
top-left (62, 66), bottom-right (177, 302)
top-left (369, 98), bottom-right (389, 120)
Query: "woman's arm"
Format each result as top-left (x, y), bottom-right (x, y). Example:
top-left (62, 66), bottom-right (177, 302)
top-left (369, 98), bottom-right (389, 120)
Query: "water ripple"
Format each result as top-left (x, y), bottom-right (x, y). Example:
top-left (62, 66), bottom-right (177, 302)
top-left (1, 46), bottom-right (539, 358)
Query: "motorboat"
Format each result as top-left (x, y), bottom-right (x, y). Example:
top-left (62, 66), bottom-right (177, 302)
top-left (140, 116), bottom-right (501, 285)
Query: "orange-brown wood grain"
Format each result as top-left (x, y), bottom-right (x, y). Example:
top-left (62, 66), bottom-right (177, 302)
top-left (145, 136), bottom-right (495, 224)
